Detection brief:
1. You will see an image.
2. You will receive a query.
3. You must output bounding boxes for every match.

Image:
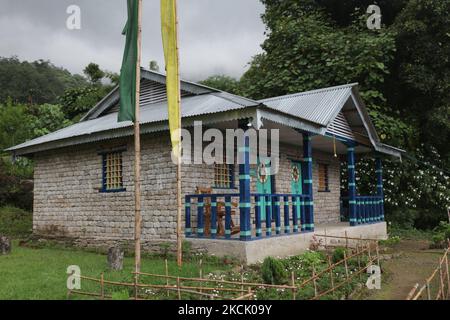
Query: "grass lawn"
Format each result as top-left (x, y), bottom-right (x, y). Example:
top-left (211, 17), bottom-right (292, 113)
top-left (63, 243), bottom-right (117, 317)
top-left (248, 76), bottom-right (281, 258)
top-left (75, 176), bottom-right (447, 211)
top-left (0, 242), bottom-right (230, 300)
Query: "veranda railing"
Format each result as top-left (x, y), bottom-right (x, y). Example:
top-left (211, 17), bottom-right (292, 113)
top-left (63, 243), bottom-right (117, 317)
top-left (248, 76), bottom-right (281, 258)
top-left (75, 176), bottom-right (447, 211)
top-left (185, 193), bottom-right (311, 239)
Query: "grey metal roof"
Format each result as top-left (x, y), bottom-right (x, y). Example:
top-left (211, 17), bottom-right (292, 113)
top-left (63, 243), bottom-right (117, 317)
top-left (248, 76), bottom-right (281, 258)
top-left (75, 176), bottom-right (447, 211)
top-left (259, 83), bottom-right (357, 126)
top-left (7, 91), bottom-right (259, 154)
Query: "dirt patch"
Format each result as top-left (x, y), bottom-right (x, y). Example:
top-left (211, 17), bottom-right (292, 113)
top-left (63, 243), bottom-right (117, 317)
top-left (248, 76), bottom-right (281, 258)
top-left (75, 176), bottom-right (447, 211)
top-left (362, 240), bottom-right (443, 300)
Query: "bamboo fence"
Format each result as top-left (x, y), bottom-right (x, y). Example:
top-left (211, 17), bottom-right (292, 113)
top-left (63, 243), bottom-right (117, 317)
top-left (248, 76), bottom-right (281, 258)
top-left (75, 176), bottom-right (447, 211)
top-left (67, 236), bottom-right (380, 301)
top-left (407, 242), bottom-right (450, 301)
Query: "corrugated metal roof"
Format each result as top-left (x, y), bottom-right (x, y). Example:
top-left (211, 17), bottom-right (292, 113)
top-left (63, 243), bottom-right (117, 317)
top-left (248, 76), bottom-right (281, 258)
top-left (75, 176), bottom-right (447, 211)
top-left (259, 83), bottom-right (357, 126)
top-left (7, 92), bottom-right (258, 153)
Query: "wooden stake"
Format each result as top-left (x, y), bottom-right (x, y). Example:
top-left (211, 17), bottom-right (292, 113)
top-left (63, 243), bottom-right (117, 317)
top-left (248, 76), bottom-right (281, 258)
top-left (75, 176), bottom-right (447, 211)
top-left (177, 277), bottom-right (181, 300)
top-left (438, 259), bottom-right (445, 300)
top-left (328, 256), bottom-right (335, 292)
top-left (356, 244), bottom-right (362, 281)
top-left (174, 0), bottom-right (183, 269)
top-left (241, 265), bottom-right (244, 294)
top-left (312, 265), bottom-right (318, 298)
top-left (343, 251), bottom-right (350, 281)
top-left (165, 259), bottom-right (170, 297)
top-left (199, 259), bottom-right (203, 295)
top-left (426, 279), bottom-right (431, 300)
top-left (445, 252), bottom-right (450, 299)
top-left (345, 231), bottom-right (348, 249)
top-left (291, 271), bottom-right (296, 300)
top-left (100, 273), bottom-right (104, 300)
top-left (134, 0), bottom-right (143, 277)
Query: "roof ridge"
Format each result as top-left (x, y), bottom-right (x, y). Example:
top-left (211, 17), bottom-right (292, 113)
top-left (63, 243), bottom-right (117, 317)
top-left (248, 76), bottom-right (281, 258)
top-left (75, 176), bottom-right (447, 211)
top-left (259, 83), bottom-right (358, 103)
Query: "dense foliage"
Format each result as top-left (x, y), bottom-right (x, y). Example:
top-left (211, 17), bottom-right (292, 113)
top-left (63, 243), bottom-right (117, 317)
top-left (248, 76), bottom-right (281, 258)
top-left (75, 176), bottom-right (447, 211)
top-left (0, 59), bottom-right (114, 210)
top-left (237, 0), bottom-right (449, 229)
top-left (0, 57), bottom-right (87, 105)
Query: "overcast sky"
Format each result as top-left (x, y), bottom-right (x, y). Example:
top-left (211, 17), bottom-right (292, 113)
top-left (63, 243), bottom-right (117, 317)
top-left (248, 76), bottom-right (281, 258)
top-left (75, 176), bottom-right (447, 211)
top-left (0, 0), bottom-right (266, 81)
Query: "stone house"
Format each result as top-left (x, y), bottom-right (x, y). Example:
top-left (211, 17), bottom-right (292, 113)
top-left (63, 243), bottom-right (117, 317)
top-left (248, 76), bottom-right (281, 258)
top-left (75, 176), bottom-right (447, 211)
top-left (8, 69), bottom-right (404, 263)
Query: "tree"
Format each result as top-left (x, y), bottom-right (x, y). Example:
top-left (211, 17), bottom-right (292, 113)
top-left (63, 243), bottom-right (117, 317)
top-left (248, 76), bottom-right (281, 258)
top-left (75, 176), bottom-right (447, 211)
top-left (199, 75), bottom-right (240, 94)
top-left (0, 99), bottom-right (33, 150)
top-left (0, 57), bottom-right (87, 105)
top-left (83, 63), bottom-right (105, 85)
top-left (59, 85), bottom-right (112, 121)
top-left (241, 0), bottom-right (450, 228)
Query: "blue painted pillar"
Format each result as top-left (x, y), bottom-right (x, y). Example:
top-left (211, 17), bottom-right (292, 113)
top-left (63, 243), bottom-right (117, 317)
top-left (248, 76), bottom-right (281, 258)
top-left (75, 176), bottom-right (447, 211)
top-left (225, 196), bottom-right (232, 239)
top-left (376, 158), bottom-right (385, 221)
top-left (347, 145), bottom-right (357, 226)
top-left (239, 132), bottom-right (252, 241)
top-left (302, 133), bottom-right (314, 232)
top-left (185, 196), bottom-right (192, 236)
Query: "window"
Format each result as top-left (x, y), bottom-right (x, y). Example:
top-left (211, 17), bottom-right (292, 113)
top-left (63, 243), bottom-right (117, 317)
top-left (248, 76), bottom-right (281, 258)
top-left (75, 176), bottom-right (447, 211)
top-left (102, 152), bottom-right (125, 192)
top-left (318, 163), bottom-right (329, 192)
top-left (214, 163), bottom-right (234, 189)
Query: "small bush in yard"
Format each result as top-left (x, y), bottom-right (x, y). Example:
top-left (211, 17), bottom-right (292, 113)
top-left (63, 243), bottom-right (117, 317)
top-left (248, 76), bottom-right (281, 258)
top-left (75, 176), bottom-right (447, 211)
top-left (261, 257), bottom-right (287, 285)
top-left (332, 247), bottom-right (347, 263)
top-left (431, 222), bottom-right (450, 249)
top-left (0, 206), bottom-right (32, 238)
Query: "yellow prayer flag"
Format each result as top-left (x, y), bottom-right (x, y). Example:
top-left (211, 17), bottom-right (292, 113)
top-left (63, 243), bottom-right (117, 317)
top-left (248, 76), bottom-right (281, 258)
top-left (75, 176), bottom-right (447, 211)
top-left (161, 0), bottom-right (181, 159)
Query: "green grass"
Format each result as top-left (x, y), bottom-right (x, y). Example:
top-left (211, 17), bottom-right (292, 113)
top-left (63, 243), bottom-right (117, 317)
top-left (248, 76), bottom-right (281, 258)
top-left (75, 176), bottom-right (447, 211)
top-left (0, 242), bottom-right (230, 300)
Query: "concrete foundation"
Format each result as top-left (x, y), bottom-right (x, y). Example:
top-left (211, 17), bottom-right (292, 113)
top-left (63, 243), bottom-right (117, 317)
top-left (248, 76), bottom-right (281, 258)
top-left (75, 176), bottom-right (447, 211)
top-left (187, 222), bottom-right (388, 264)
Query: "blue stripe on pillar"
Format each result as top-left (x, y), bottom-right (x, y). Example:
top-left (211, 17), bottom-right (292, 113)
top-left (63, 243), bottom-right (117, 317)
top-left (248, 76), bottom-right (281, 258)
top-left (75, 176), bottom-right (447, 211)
top-left (210, 196), bottom-right (217, 238)
top-left (197, 198), bottom-right (204, 237)
top-left (225, 196), bottom-right (232, 239)
top-left (239, 133), bottom-right (252, 241)
top-left (274, 196), bottom-right (281, 235)
top-left (303, 133), bottom-right (314, 232)
top-left (292, 196), bottom-right (298, 233)
top-left (266, 195), bottom-right (272, 236)
top-left (255, 195), bottom-right (262, 237)
top-left (185, 196), bottom-right (191, 236)
top-left (283, 196), bottom-right (290, 234)
top-left (347, 145), bottom-right (357, 226)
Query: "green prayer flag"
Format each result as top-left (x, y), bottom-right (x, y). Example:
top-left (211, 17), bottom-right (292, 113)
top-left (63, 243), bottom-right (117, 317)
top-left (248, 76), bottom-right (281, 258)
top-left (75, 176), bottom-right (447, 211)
top-left (118, 0), bottom-right (139, 123)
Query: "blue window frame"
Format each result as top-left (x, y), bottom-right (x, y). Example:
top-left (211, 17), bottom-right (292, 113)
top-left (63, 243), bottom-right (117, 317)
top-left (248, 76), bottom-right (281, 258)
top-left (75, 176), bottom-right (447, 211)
top-left (214, 163), bottom-right (235, 189)
top-left (101, 152), bottom-right (126, 193)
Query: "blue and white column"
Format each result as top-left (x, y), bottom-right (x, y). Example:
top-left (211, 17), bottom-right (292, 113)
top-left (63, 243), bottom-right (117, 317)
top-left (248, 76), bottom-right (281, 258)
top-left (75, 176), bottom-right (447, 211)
top-left (239, 131), bottom-right (252, 241)
top-left (376, 157), bottom-right (385, 221)
top-left (347, 145), bottom-right (357, 226)
top-left (302, 133), bottom-right (314, 232)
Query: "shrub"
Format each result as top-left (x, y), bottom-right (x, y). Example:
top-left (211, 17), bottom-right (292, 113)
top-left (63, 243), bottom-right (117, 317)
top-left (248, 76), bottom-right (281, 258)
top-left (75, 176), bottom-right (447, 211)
top-left (332, 247), bottom-right (347, 263)
top-left (0, 206), bottom-right (32, 238)
top-left (261, 257), bottom-right (287, 285)
top-left (431, 222), bottom-right (450, 249)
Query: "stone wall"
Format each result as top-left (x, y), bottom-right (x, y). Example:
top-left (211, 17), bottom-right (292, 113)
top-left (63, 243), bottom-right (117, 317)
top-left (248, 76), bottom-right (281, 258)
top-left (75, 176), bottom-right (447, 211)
top-left (32, 132), bottom-right (341, 249)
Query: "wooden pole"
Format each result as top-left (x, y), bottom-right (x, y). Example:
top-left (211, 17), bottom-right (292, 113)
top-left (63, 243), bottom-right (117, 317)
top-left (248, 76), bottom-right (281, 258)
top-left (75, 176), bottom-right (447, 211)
top-left (445, 252), bottom-right (450, 299)
top-left (291, 272), bottom-right (296, 300)
top-left (174, 0), bottom-right (183, 268)
top-left (165, 259), bottom-right (170, 297)
top-left (345, 231), bottom-right (348, 249)
top-left (328, 255), bottom-right (335, 293)
top-left (134, 0), bottom-right (143, 277)
top-left (312, 265), bottom-right (318, 298)
top-left (100, 273), bottom-right (105, 300)
top-left (199, 259), bottom-right (203, 295)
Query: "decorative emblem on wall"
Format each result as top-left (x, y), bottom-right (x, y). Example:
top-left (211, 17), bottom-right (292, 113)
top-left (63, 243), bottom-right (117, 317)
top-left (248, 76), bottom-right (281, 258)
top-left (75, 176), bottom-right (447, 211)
top-left (257, 163), bottom-right (268, 183)
top-left (291, 165), bottom-right (300, 182)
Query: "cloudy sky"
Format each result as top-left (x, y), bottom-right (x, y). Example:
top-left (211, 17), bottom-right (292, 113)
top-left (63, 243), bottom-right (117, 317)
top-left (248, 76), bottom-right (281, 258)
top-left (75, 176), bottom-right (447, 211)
top-left (0, 0), bottom-right (266, 81)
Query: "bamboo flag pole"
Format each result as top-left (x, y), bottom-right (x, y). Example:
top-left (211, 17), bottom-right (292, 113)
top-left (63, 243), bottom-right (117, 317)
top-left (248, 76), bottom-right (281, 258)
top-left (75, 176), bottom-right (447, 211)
top-left (134, 0), bottom-right (143, 275)
top-left (174, 0), bottom-right (183, 268)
